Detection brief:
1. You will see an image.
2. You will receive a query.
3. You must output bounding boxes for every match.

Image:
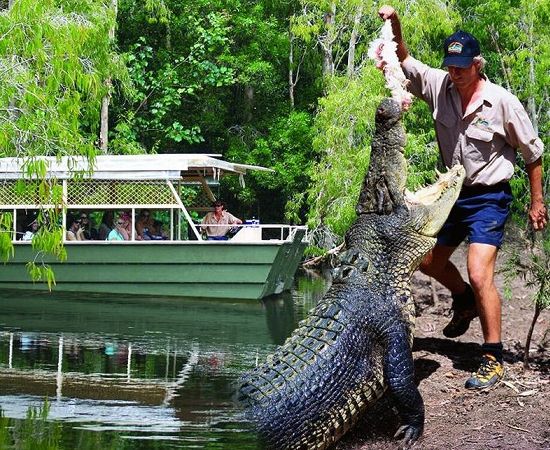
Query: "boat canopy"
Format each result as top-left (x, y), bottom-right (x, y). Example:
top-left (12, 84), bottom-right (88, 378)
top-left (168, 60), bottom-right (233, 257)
top-left (0, 154), bottom-right (273, 181)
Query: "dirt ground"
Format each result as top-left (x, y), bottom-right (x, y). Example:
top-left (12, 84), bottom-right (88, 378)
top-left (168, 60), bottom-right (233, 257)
top-left (337, 244), bottom-right (550, 450)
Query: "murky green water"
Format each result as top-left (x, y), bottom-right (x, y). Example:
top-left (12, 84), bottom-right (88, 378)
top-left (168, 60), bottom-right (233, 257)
top-left (0, 273), bottom-right (327, 449)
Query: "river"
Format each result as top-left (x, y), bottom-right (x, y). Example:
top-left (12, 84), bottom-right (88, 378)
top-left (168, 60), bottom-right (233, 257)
top-left (0, 272), bottom-right (328, 449)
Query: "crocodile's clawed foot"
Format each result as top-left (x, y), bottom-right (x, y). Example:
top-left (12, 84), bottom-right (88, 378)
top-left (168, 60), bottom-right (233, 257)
top-left (394, 424), bottom-right (422, 449)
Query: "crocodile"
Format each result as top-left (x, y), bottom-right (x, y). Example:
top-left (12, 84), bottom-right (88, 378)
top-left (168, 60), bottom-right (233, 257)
top-left (238, 98), bottom-right (465, 449)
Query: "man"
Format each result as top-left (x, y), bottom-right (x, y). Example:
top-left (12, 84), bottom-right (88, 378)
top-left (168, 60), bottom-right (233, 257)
top-left (378, 5), bottom-right (548, 389)
top-left (200, 200), bottom-right (242, 240)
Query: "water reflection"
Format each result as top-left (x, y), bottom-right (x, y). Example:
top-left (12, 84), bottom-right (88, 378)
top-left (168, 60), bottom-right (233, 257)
top-left (0, 272), bottom-right (328, 449)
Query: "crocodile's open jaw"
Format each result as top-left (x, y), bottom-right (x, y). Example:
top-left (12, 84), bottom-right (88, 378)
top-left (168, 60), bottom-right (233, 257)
top-left (405, 165), bottom-right (465, 237)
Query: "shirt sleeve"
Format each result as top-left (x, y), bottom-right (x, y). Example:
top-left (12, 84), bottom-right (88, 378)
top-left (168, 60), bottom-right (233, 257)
top-left (402, 56), bottom-right (448, 109)
top-left (504, 101), bottom-right (544, 165)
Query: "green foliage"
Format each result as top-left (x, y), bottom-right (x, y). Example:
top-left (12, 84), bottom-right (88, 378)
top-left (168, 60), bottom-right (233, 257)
top-left (113, 2), bottom-right (237, 152)
top-left (226, 110), bottom-right (315, 223)
top-left (503, 226), bottom-right (550, 308)
top-left (112, 0), bottom-right (320, 221)
top-left (0, 408), bottom-right (9, 449)
top-left (8, 398), bottom-right (63, 449)
top-left (502, 224), bottom-right (550, 366)
top-left (403, 101), bottom-right (441, 190)
top-left (0, 0), bottom-right (123, 158)
top-left (306, 66), bottom-right (385, 235)
top-left (0, 400), bottom-right (127, 449)
top-left (0, 212), bottom-right (14, 262)
top-left (0, 0), bottom-right (123, 285)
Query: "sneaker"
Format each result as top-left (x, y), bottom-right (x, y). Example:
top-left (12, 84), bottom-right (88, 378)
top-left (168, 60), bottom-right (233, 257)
top-left (465, 354), bottom-right (505, 390)
top-left (443, 283), bottom-right (478, 338)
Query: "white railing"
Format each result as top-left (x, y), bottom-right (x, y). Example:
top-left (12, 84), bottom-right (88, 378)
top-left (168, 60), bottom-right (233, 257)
top-left (194, 222), bottom-right (308, 242)
top-left (9, 223), bottom-right (309, 244)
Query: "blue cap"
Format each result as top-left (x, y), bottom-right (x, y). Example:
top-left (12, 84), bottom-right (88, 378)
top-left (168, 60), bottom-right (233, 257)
top-left (443, 30), bottom-right (480, 68)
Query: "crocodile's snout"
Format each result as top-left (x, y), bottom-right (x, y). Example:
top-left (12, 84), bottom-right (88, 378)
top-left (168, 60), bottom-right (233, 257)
top-left (406, 164), bottom-right (466, 237)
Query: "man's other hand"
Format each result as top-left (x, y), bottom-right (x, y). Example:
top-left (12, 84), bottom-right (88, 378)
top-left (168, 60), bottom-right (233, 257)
top-left (530, 199), bottom-right (548, 230)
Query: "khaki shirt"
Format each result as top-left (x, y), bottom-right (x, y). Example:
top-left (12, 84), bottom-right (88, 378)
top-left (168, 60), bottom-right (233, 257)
top-left (201, 211), bottom-right (239, 237)
top-left (402, 57), bottom-right (544, 186)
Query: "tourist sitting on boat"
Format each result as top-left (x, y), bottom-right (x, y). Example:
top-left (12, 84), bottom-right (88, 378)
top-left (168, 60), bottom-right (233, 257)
top-left (98, 211), bottom-right (114, 240)
top-left (21, 219), bottom-right (39, 241)
top-left (136, 209), bottom-right (156, 239)
top-left (66, 216), bottom-right (87, 241)
top-left (122, 211), bottom-right (139, 240)
top-left (200, 200), bottom-right (242, 240)
top-left (79, 212), bottom-right (98, 240)
top-left (107, 214), bottom-right (130, 241)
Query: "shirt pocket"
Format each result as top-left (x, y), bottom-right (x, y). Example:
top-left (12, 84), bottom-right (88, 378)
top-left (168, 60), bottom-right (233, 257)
top-left (465, 126), bottom-right (495, 163)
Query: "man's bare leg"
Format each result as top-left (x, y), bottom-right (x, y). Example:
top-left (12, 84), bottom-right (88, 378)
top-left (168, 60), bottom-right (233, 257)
top-left (466, 243), bottom-right (500, 343)
top-left (419, 244), bottom-right (466, 294)
top-left (463, 243), bottom-right (504, 389)
top-left (420, 244), bottom-right (478, 338)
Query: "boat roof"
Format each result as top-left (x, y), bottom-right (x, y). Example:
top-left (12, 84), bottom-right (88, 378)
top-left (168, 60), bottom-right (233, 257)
top-left (0, 154), bottom-right (273, 181)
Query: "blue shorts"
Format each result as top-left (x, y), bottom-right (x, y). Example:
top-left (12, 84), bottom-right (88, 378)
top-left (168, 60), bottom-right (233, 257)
top-left (437, 183), bottom-right (512, 249)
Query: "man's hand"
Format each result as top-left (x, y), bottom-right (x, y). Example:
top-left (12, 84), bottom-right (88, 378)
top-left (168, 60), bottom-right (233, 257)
top-left (378, 5), bottom-right (397, 21)
top-left (529, 199), bottom-right (548, 231)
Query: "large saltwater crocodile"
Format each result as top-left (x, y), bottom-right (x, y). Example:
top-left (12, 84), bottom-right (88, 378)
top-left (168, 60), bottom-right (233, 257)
top-left (238, 98), bottom-right (465, 449)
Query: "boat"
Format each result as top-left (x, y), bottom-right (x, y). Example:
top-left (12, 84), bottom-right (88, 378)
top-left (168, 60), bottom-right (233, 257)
top-left (0, 154), bottom-right (308, 299)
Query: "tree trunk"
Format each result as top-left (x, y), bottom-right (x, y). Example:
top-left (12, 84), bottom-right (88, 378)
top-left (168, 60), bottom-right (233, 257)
top-left (99, 80), bottom-right (111, 153)
top-left (347, 4), bottom-right (363, 78)
top-left (488, 26), bottom-right (512, 92)
top-left (523, 302), bottom-right (541, 369)
top-left (99, 0), bottom-right (118, 154)
top-left (320, 2), bottom-right (336, 77)
top-left (244, 85), bottom-right (254, 123)
top-left (289, 32), bottom-right (295, 108)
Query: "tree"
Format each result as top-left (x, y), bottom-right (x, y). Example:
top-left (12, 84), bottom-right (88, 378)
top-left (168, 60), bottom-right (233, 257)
top-left (0, 0), bottom-right (125, 284)
top-left (112, 0), bottom-right (237, 153)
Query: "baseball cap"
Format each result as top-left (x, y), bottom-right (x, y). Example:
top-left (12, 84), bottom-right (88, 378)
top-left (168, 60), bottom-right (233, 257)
top-left (442, 30), bottom-right (480, 68)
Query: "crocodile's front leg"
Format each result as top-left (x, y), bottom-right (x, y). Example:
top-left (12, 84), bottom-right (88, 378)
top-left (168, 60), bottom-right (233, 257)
top-left (383, 324), bottom-right (424, 446)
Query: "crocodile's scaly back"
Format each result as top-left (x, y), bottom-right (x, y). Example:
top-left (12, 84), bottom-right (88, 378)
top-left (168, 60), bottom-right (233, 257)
top-left (238, 98), bottom-right (465, 449)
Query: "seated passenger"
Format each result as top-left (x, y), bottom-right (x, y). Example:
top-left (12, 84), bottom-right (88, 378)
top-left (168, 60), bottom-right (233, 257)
top-left (98, 211), bottom-right (114, 241)
top-left (21, 219), bottom-right (39, 241)
top-left (121, 211), bottom-right (138, 240)
top-left (66, 216), bottom-right (87, 241)
top-left (151, 219), bottom-right (168, 240)
top-left (79, 212), bottom-right (98, 240)
top-left (107, 215), bottom-right (130, 241)
top-left (136, 209), bottom-right (155, 240)
top-left (136, 209), bottom-right (166, 240)
top-left (200, 200), bottom-right (242, 240)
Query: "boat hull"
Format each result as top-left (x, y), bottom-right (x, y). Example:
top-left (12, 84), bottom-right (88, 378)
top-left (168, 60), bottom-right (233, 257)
top-left (0, 239), bottom-right (306, 300)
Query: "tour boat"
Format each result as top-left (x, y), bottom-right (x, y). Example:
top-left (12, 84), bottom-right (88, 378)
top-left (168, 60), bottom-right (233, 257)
top-left (0, 154), bottom-right (307, 300)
